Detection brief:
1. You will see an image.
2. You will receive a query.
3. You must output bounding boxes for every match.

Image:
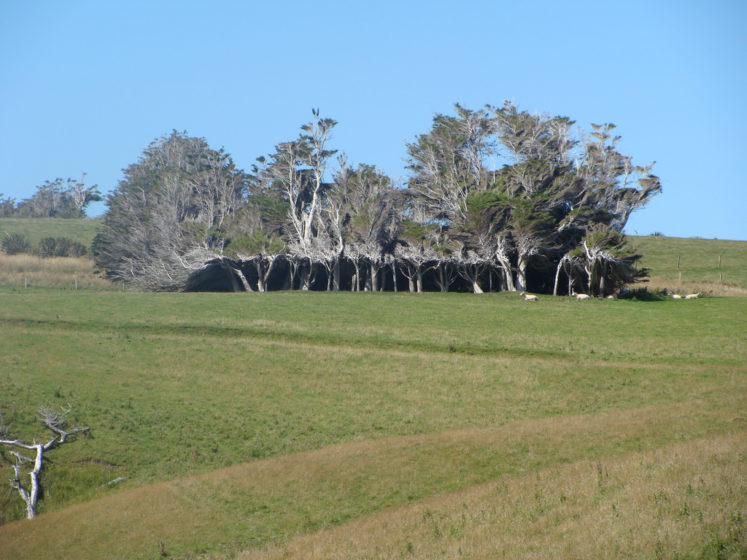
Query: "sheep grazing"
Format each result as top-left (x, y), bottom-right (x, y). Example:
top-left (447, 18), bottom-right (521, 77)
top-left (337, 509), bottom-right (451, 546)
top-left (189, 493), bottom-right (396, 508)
top-left (672, 294), bottom-right (682, 299)
top-left (521, 292), bottom-right (539, 301)
top-left (575, 293), bottom-right (590, 300)
top-left (684, 293), bottom-right (701, 299)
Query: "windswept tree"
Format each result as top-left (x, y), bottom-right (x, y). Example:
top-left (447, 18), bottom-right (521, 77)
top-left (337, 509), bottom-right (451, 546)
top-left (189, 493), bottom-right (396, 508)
top-left (93, 131), bottom-right (247, 290)
top-left (406, 104), bottom-right (494, 224)
top-left (13, 175), bottom-right (101, 218)
top-left (332, 161), bottom-right (398, 291)
top-left (406, 101), bottom-right (661, 294)
top-left (101, 102), bottom-right (659, 295)
top-left (254, 110), bottom-right (338, 289)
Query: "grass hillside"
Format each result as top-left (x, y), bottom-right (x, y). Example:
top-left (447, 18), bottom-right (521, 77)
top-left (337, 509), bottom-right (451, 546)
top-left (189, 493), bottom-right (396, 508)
top-left (0, 291), bottom-right (744, 559)
top-left (0, 217), bottom-right (101, 247)
top-left (630, 235), bottom-right (747, 295)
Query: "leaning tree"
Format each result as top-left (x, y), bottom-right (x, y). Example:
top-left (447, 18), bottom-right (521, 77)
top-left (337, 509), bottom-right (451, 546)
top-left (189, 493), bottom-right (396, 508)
top-left (405, 101), bottom-right (661, 295)
top-left (93, 131), bottom-right (247, 291)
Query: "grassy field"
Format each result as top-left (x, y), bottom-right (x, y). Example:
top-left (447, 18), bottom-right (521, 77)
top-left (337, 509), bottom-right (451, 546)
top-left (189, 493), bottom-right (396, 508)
top-left (0, 218), bottom-right (112, 290)
top-left (0, 217), bottom-right (102, 247)
top-left (629, 235), bottom-right (747, 296)
top-left (0, 290), bottom-right (744, 559)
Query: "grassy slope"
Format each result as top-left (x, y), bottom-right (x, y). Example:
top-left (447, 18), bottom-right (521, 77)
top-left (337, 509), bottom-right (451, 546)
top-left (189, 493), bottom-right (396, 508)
top-left (0, 218), bottom-right (110, 289)
top-left (0, 291), bottom-right (744, 559)
top-left (240, 434), bottom-right (745, 560)
top-left (0, 217), bottom-right (102, 247)
top-left (629, 235), bottom-right (747, 294)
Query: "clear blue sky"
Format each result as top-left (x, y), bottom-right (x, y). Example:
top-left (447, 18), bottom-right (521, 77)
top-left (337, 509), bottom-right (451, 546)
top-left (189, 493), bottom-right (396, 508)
top-left (1, 0), bottom-right (745, 239)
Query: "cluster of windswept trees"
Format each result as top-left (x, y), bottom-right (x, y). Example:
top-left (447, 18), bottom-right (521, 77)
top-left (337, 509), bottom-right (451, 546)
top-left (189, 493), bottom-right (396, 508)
top-left (1, 176), bottom-right (101, 218)
top-left (93, 102), bottom-right (661, 295)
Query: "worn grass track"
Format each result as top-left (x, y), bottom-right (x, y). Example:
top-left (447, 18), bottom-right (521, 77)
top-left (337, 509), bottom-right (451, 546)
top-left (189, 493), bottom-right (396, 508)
top-left (1, 402), bottom-right (743, 560)
top-left (239, 432), bottom-right (746, 560)
top-left (0, 290), bottom-right (744, 558)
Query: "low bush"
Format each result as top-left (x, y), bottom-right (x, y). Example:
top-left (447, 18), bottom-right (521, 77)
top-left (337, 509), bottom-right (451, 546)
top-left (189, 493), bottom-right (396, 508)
top-left (36, 237), bottom-right (88, 258)
top-left (1, 232), bottom-right (31, 255)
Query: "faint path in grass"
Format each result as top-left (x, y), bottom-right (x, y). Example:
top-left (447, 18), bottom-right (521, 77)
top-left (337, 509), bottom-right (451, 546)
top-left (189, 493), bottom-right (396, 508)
top-left (238, 432), bottom-right (747, 560)
top-left (3, 312), bottom-right (745, 369)
top-left (0, 398), bottom-right (742, 560)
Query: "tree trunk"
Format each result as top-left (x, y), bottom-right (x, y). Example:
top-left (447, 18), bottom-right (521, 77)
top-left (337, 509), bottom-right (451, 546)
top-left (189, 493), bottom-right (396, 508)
top-left (416, 268), bottom-right (423, 293)
top-left (333, 257), bottom-right (341, 291)
top-left (263, 256), bottom-right (278, 292)
top-left (370, 262), bottom-right (378, 292)
top-left (219, 258), bottom-right (243, 292)
top-left (391, 261), bottom-right (398, 292)
top-left (253, 259), bottom-right (266, 293)
top-left (234, 267), bottom-right (252, 292)
top-left (300, 260), bottom-right (310, 291)
top-left (496, 256), bottom-right (515, 292)
top-left (553, 258), bottom-right (564, 296)
top-left (27, 444), bottom-right (43, 519)
top-left (515, 255), bottom-right (528, 292)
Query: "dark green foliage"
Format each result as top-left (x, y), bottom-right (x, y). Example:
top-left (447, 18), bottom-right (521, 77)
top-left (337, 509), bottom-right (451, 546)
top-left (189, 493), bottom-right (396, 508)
top-left (1, 232), bottom-right (31, 255)
top-left (0, 196), bottom-right (15, 218)
top-left (36, 237), bottom-right (88, 258)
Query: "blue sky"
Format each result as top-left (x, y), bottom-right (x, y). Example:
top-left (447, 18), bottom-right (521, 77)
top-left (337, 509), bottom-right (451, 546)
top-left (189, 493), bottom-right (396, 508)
top-left (1, 0), bottom-right (745, 239)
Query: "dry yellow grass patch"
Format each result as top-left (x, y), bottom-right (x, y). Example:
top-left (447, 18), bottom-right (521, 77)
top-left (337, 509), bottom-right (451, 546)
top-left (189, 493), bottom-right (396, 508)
top-left (643, 276), bottom-right (747, 297)
top-left (0, 254), bottom-right (113, 289)
top-left (239, 432), bottom-right (746, 560)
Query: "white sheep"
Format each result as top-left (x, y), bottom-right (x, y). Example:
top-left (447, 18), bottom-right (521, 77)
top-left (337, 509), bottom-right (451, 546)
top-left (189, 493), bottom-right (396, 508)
top-left (520, 291), bottom-right (539, 301)
top-left (684, 293), bottom-right (701, 299)
top-left (575, 293), bottom-right (590, 300)
top-left (672, 294), bottom-right (682, 299)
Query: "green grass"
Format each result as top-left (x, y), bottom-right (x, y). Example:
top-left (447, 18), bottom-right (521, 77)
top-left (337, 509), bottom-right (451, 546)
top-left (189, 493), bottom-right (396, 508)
top-left (0, 217), bottom-right (102, 247)
top-left (629, 235), bottom-right (747, 289)
top-left (0, 290), bottom-right (744, 559)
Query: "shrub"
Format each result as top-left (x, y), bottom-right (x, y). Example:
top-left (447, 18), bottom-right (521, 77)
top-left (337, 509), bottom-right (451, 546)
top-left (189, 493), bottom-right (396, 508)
top-left (36, 237), bottom-right (88, 258)
top-left (1, 232), bottom-right (31, 255)
top-left (617, 286), bottom-right (667, 301)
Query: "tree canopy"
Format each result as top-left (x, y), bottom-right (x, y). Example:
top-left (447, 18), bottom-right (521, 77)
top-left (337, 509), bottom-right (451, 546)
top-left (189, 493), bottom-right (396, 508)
top-left (94, 103), bottom-right (661, 295)
top-left (1, 176), bottom-right (101, 218)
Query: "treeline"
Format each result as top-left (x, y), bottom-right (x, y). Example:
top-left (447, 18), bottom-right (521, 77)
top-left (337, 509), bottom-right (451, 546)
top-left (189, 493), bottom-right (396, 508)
top-left (93, 102), bottom-right (661, 294)
top-left (0, 176), bottom-right (101, 218)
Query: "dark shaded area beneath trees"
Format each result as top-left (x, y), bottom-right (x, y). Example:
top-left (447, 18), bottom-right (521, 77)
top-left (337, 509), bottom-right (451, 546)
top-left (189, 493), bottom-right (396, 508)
top-left (184, 256), bottom-right (559, 294)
